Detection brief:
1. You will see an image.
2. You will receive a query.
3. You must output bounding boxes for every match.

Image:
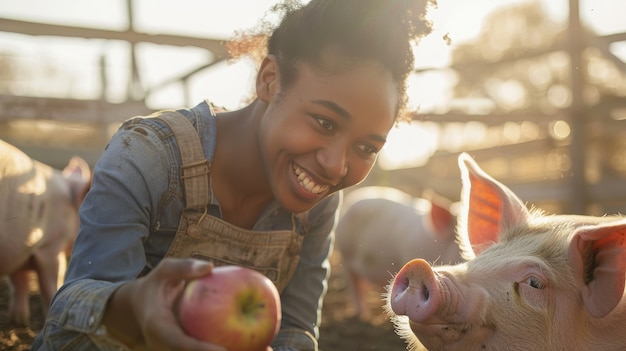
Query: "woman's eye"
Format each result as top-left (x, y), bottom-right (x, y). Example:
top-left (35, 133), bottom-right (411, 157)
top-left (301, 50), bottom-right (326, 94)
top-left (356, 144), bottom-right (378, 155)
top-left (315, 116), bottom-right (334, 131)
top-left (526, 276), bottom-right (545, 290)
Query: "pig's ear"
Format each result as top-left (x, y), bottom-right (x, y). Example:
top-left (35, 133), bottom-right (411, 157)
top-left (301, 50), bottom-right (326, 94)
top-left (430, 201), bottom-right (454, 239)
top-left (62, 156), bottom-right (92, 182)
top-left (457, 153), bottom-right (530, 256)
top-left (568, 220), bottom-right (626, 318)
top-left (423, 189), bottom-right (455, 240)
top-left (62, 156), bottom-right (92, 207)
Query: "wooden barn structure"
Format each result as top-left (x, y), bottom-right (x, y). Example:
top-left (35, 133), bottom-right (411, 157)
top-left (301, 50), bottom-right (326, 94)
top-left (359, 0), bottom-right (626, 217)
top-left (1, 0), bottom-right (625, 217)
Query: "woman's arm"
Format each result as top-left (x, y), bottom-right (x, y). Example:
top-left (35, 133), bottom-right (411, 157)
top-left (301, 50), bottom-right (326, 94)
top-left (33, 119), bottom-right (223, 350)
top-left (273, 192), bottom-right (342, 351)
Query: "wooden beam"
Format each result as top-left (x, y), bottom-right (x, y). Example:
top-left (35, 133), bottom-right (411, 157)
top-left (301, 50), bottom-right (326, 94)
top-left (144, 60), bottom-right (226, 96)
top-left (566, 0), bottom-right (587, 214)
top-left (0, 18), bottom-right (229, 58)
top-left (412, 110), bottom-right (564, 125)
top-left (411, 99), bottom-right (626, 126)
top-left (601, 32), bottom-right (626, 43)
top-left (0, 94), bottom-right (152, 123)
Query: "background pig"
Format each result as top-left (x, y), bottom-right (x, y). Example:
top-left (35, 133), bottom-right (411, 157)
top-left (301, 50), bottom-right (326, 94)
top-left (385, 153), bottom-right (626, 351)
top-left (336, 186), bottom-right (463, 320)
top-left (0, 139), bottom-right (91, 326)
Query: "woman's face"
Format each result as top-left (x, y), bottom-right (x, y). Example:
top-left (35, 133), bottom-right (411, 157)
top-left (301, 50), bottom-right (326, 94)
top-left (257, 57), bottom-right (398, 214)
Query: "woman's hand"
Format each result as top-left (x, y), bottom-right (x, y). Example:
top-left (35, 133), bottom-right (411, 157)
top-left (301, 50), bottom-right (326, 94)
top-left (103, 258), bottom-right (227, 351)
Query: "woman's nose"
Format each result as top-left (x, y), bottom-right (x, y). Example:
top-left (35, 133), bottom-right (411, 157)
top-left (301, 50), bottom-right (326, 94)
top-left (317, 142), bottom-right (349, 181)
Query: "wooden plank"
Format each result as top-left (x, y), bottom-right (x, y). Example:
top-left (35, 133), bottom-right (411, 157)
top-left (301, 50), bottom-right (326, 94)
top-left (411, 99), bottom-right (626, 125)
top-left (0, 138), bottom-right (105, 169)
top-left (412, 110), bottom-right (564, 125)
top-left (0, 94), bottom-right (152, 123)
top-left (0, 18), bottom-right (229, 58)
top-left (601, 32), bottom-right (626, 43)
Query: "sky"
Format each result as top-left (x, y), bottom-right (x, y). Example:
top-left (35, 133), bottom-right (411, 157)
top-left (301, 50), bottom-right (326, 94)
top-left (0, 0), bottom-right (625, 169)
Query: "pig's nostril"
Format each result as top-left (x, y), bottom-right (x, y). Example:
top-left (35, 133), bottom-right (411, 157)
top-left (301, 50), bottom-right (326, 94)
top-left (396, 276), bottom-right (410, 292)
top-left (422, 284), bottom-right (430, 300)
top-left (390, 259), bottom-right (440, 322)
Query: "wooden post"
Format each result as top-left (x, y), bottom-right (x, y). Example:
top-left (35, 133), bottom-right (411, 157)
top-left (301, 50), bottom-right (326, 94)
top-left (126, 0), bottom-right (143, 101)
top-left (567, 0), bottom-right (587, 214)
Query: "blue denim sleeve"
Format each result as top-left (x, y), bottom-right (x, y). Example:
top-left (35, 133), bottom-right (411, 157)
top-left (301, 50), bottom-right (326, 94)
top-left (32, 121), bottom-right (173, 350)
top-left (32, 280), bottom-right (129, 350)
top-left (273, 191), bottom-right (342, 351)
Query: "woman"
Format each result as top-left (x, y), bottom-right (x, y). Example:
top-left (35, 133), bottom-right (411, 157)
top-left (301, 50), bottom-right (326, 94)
top-left (32, 0), bottom-right (437, 350)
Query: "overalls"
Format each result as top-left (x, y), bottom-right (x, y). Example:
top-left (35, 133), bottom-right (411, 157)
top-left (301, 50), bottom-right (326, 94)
top-left (155, 111), bottom-right (304, 293)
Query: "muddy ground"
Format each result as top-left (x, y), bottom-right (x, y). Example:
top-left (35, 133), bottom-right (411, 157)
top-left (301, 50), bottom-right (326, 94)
top-left (0, 251), bottom-right (409, 351)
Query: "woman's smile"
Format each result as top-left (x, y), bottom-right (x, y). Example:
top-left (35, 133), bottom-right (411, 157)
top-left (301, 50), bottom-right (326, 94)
top-left (292, 162), bottom-right (331, 198)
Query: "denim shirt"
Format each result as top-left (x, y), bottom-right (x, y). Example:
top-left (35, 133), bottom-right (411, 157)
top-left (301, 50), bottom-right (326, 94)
top-left (32, 100), bottom-right (340, 351)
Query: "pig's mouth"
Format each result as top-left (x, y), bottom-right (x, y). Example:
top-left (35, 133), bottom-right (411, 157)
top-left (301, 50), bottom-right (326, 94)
top-left (408, 320), bottom-right (469, 338)
top-left (385, 305), bottom-right (492, 351)
top-left (405, 320), bottom-right (494, 351)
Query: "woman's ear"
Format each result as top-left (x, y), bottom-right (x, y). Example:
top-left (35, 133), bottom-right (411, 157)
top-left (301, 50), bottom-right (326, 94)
top-left (256, 55), bottom-right (280, 102)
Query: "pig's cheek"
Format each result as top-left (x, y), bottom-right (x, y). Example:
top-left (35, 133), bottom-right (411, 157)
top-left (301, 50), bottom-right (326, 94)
top-left (516, 276), bottom-right (549, 309)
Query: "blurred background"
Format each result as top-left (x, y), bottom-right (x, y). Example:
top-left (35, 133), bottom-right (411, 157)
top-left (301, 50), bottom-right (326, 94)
top-left (2, 0), bottom-right (626, 216)
top-left (1, 1), bottom-right (625, 350)
top-left (1, 0), bottom-right (625, 215)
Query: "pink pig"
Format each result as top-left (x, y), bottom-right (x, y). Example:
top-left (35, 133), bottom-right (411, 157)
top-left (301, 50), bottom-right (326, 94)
top-left (336, 186), bottom-right (463, 319)
top-left (0, 139), bottom-right (91, 326)
top-left (385, 153), bottom-right (626, 351)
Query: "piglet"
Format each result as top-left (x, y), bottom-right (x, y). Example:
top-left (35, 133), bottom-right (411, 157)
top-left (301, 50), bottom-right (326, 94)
top-left (385, 153), bottom-right (626, 351)
top-left (336, 186), bottom-right (463, 319)
top-left (0, 139), bottom-right (91, 326)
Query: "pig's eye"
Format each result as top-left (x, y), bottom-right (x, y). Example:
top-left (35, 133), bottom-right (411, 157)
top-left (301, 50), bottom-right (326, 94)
top-left (526, 276), bottom-right (545, 289)
top-left (517, 273), bottom-right (548, 309)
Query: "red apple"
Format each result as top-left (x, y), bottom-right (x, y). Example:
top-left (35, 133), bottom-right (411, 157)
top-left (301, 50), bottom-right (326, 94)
top-left (178, 265), bottom-right (281, 351)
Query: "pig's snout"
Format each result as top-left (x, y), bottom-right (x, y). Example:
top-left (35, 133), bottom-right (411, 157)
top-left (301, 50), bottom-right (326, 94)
top-left (389, 259), bottom-right (440, 322)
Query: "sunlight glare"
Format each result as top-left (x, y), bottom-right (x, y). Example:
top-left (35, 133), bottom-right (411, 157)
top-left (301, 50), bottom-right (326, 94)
top-left (378, 122), bottom-right (439, 170)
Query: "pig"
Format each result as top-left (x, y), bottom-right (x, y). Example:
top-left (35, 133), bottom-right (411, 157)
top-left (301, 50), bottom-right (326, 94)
top-left (385, 153), bottom-right (626, 351)
top-left (336, 186), bottom-right (464, 320)
top-left (0, 139), bottom-right (91, 326)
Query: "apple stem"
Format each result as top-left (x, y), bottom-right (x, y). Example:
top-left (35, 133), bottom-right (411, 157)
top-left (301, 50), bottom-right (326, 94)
top-left (242, 293), bottom-right (266, 315)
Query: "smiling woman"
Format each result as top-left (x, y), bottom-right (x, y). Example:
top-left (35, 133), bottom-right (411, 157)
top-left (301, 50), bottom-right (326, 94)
top-left (2, 1), bottom-right (626, 351)
top-left (29, 1), bottom-right (440, 351)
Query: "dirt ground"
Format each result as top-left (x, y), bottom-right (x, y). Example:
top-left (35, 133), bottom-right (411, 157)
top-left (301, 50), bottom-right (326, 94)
top-left (0, 251), bottom-right (409, 351)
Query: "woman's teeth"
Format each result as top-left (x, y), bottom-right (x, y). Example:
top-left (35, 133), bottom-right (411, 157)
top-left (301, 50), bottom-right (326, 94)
top-left (293, 165), bottom-right (329, 195)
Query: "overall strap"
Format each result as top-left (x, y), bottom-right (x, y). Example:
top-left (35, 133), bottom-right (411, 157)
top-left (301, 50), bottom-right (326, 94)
top-left (156, 111), bottom-right (210, 210)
